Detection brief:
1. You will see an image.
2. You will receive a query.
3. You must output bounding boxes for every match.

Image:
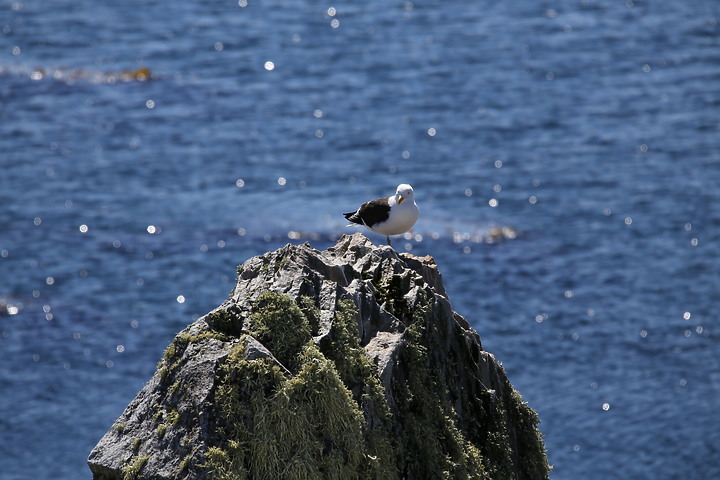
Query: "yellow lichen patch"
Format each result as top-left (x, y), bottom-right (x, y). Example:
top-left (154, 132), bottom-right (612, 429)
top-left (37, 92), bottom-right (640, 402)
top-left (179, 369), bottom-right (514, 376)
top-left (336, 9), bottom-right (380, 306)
top-left (120, 455), bottom-right (149, 480)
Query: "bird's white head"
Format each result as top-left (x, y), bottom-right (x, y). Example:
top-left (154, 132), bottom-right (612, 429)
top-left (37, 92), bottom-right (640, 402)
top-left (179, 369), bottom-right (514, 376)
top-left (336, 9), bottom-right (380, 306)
top-left (395, 184), bottom-right (414, 204)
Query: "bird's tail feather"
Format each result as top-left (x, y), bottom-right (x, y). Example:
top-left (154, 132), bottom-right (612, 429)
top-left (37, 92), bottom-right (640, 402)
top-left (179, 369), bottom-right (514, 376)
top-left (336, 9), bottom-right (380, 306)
top-left (344, 212), bottom-right (361, 224)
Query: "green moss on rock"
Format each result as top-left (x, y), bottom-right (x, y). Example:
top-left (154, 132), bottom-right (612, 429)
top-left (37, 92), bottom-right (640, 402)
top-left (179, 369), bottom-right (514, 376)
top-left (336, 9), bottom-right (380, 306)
top-left (206, 308), bottom-right (241, 336)
top-left (507, 389), bottom-right (551, 480)
top-left (392, 316), bottom-right (490, 480)
top-left (205, 292), bottom-right (398, 480)
top-left (177, 454), bottom-right (192, 476)
top-left (296, 295), bottom-right (321, 336)
top-left (326, 298), bottom-right (399, 480)
top-left (246, 291), bottom-right (313, 373)
top-left (157, 328), bottom-right (230, 386)
top-left (389, 299), bottom-right (549, 480)
top-left (208, 342), bottom-right (367, 479)
top-left (372, 273), bottom-right (411, 322)
top-left (202, 291), bottom-right (549, 480)
top-left (120, 455), bottom-right (149, 480)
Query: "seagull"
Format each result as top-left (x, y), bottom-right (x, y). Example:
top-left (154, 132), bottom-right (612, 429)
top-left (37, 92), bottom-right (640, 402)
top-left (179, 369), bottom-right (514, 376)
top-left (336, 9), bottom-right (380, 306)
top-left (344, 184), bottom-right (419, 245)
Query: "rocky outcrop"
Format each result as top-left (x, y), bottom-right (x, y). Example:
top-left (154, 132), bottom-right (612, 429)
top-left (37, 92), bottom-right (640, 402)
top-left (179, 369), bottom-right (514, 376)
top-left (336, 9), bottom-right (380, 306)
top-left (88, 233), bottom-right (549, 480)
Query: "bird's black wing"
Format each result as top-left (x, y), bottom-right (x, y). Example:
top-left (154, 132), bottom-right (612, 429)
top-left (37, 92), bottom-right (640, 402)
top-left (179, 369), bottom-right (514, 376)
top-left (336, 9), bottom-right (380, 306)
top-left (343, 197), bottom-right (391, 227)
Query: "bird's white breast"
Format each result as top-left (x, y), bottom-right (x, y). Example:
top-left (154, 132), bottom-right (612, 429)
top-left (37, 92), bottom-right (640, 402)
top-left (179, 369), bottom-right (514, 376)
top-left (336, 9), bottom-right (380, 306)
top-left (369, 200), bottom-right (419, 236)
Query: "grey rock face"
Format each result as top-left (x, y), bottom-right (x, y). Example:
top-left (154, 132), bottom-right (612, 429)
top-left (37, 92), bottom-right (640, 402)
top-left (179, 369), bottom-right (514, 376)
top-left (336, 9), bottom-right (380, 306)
top-left (88, 233), bottom-right (549, 480)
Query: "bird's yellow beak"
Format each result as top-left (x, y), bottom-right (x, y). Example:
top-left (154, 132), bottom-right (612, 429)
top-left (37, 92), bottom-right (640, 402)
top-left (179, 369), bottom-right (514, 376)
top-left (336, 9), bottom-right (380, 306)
top-left (397, 195), bottom-right (405, 204)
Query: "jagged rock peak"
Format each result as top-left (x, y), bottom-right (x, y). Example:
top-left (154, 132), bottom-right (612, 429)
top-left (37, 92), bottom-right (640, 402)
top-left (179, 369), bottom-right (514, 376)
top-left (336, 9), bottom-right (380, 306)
top-left (88, 233), bottom-right (550, 480)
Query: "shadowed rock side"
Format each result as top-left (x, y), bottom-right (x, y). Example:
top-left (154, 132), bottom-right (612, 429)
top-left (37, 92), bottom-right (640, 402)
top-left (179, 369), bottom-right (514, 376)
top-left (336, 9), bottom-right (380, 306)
top-left (88, 233), bottom-right (550, 480)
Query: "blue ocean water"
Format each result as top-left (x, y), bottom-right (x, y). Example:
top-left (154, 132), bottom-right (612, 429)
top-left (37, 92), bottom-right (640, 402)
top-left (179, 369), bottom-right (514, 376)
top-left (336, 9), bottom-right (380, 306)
top-left (1, 0), bottom-right (719, 478)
